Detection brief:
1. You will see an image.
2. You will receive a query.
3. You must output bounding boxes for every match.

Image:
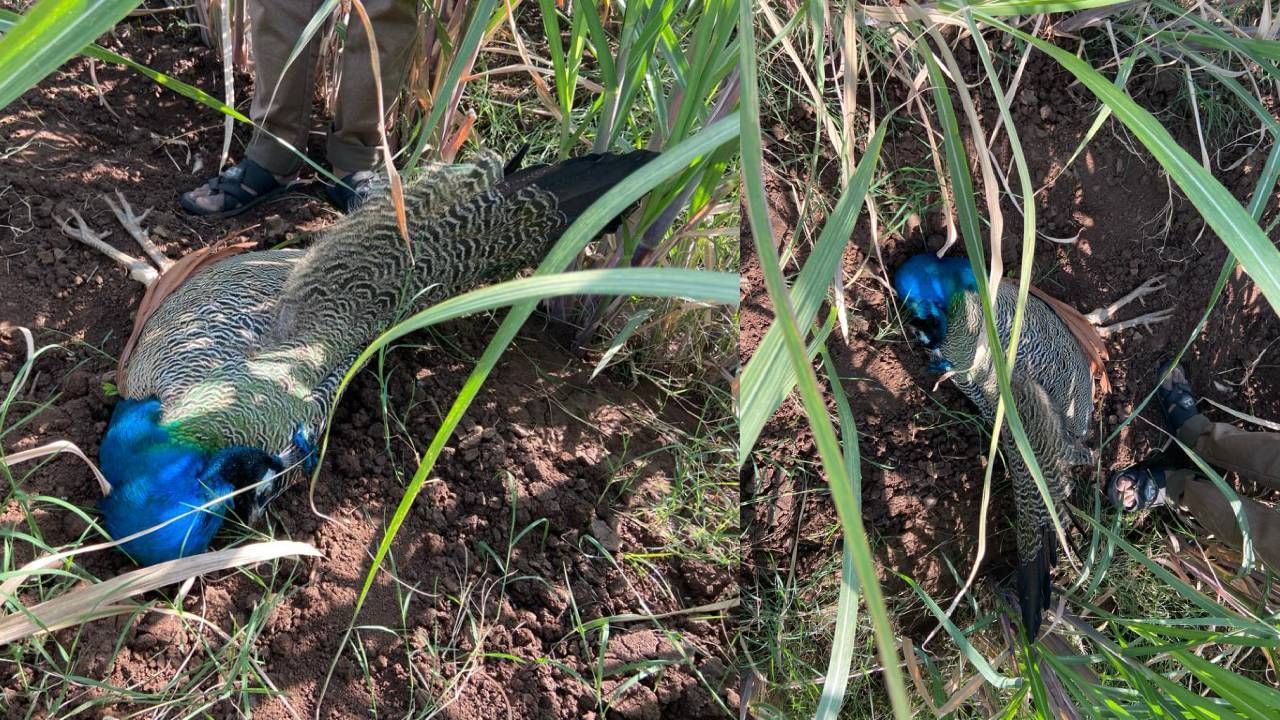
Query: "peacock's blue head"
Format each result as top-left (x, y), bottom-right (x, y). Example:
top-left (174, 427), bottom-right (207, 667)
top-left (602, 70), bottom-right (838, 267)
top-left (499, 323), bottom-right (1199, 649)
top-left (97, 398), bottom-right (281, 566)
top-left (892, 253), bottom-right (977, 348)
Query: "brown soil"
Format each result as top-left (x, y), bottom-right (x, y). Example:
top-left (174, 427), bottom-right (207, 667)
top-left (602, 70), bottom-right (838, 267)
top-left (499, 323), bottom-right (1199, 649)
top-left (743, 36), bottom-right (1280, 632)
top-left (0, 17), bottom-right (733, 720)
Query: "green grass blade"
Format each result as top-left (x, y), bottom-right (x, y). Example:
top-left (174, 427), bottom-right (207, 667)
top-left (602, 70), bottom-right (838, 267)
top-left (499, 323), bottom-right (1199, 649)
top-left (991, 17), bottom-right (1280, 316)
top-left (920, 36), bottom-right (1070, 561)
top-left (1168, 649), bottom-right (1280, 716)
top-left (737, 120), bottom-right (889, 463)
top-left (1171, 436), bottom-right (1257, 576)
top-left (904, 576), bottom-right (1020, 689)
top-left (1074, 511), bottom-right (1277, 636)
top-left (313, 115), bottom-right (739, 711)
top-left (356, 270), bottom-right (735, 349)
top-left (589, 308), bottom-right (653, 381)
top-left (0, 0), bottom-right (142, 111)
top-left (739, 0), bottom-right (911, 716)
top-left (814, 348), bottom-right (864, 720)
top-left (939, 0), bottom-right (1134, 12)
top-left (405, 0), bottom-right (500, 166)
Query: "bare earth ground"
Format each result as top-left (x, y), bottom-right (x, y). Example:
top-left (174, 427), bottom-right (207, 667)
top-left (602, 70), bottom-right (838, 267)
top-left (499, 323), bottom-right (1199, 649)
top-left (0, 19), bottom-right (734, 720)
top-left (743, 38), bottom-right (1280, 633)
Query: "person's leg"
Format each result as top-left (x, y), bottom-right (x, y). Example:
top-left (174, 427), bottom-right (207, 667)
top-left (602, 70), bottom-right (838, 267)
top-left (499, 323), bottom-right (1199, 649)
top-left (183, 0), bottom-right (326, 215)
top-left (245, 0), bottom-right (328, 176)
top-left (1166, 467), bottom-right (1280, 573)
top-left (327, 0), bottom-right (419, 175)
top-left (1177, 414), bottom-right (1280, 492)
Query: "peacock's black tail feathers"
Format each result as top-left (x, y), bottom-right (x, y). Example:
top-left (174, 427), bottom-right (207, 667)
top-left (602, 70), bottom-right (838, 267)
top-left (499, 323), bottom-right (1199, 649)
top-left (1015, 524), bottom-right (1057, 641)
top-left (497, 150), bottom-right (660, 233)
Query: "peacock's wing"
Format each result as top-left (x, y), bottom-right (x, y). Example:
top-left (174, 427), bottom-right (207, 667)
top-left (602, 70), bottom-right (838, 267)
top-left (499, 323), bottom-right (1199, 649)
top-left (993, 282), bottom-right (1097, 451)
top-left (122, 249), bottom-right (313, 452)
top-left (117, 241), bottom-right (257, 394)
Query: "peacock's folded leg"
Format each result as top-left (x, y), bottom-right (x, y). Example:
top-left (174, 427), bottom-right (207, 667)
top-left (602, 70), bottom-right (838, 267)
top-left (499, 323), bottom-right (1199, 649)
top-left (1086, 275), bottom-right (1173, 337)
top-left (102, 191), bottom-right (174, 273)
top-left (1093, 309), bottom-right (1175, 337)
top-left (58, 210), bottom-right (160, 286)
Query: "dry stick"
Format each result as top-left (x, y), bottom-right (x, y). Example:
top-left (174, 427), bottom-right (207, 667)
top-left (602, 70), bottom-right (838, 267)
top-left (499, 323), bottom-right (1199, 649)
top-left (348, 0), bottom-right (409, 253)
top-left (861, 3), bottom-right (968, 28)
top-left (901, 638), bottom-right (939, 717)
top-left (925, 27), bottom-right (1005, 295)
top-left (758, 0), bottom-right (842, 153)
top-left (888, 27), bottom-right (957, 254)
top-left (831, 6), bottom-right (861, 342)
top-left (436, 2), bottom-right (500, 164)
top-left (1201, 397), bottom-right (1280, 432)
top-left (1184, 65), bottom-right (1213, 171)
top-left (86, 57), bottom-right (121, 120)
top-left (856, 9), bottom-right (897, 298)
top-left (440, 109), bottom-right (476, 162)
top-left (977, 17), bottom-right (1050, 243)
top-left (841, 5), bottom-right (859, 184)
top-left (935, 665), bottom-right (995, 717)
top-left (987, 137), bottom-right (1082, 245)
top-left (217, 0), bottom-right (234, 171)
top-left (0, 541), bottom-right (320, 646)
top-left (463, 63), bottom-right (606, 94)
top-left (1237, 335), bottom-right (1278, 388)
top-left (500, 0), bottom-right (562, 119)
top-left (233, 0), bottom-right (250, 71)
top-left (984, 16), bottom-right (1042, 156)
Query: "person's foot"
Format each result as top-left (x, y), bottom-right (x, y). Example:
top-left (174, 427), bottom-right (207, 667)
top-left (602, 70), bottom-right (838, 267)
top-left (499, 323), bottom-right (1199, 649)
top-left (1156, 360), bottom-right (1199, 435)
top-left (1108, 455), bottom-right (1174, 513)
top-left (180, 158), bottom-right (294, 217)
top-left (325, 168), bottom-right (378, 214)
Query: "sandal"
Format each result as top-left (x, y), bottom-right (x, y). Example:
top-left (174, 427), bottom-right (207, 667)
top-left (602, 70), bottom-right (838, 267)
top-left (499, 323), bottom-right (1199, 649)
top-left (325, 170), bottom-right (378, 214)
top-left (1156, 360), bottom-right (1199, 434)
top-left (1108, 456), bottom-right (1172, 513)
top-left (181, 158), bottom-right (293, 218)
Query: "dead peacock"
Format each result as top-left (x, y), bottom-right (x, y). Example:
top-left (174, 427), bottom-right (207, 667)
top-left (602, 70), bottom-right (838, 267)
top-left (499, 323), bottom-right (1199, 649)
top-left (58, 150), bottom-right (657, 566)
top-left (893, 252), bottom-right (1172, 639)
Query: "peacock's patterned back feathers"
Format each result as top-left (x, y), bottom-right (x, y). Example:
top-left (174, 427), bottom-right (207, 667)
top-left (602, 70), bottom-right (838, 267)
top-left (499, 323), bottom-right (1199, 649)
top-left (940, 282), bottom-right (1095, 452)
top-left (119, 150), bottom-right (640, 461)
top-left (266, 152), bottom-right (564, 389)
top-left (122, 250), bottom-right (309, 451)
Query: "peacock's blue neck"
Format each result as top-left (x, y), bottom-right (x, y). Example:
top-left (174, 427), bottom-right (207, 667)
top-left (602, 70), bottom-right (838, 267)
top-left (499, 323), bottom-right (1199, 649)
top-left (938, 256), bottom-right (978, 301)
top-left (98, 397), bottom-right (234, 565)
top-left (100, 398), bottom-right (206, 489)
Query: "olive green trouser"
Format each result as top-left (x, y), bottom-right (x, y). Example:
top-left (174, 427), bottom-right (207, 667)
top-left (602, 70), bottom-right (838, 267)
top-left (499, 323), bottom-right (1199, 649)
top-left (245, 0), bottom-right (419, 176)
top-left (1167, 414), bottom-right (1280, 573)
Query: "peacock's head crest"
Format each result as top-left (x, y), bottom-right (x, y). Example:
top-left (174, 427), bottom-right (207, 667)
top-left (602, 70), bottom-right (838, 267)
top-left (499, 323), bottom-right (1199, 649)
top-left (98, 398), bottom-right (281, 565)
top-left (892, 252), bottom-right (976, 348)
